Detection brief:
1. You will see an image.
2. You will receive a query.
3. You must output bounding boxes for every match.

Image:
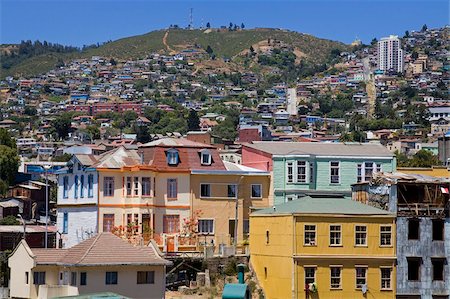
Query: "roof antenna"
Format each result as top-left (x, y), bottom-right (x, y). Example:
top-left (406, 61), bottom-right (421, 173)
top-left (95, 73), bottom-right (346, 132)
top-left (189, 8), bottom-right (193, 30)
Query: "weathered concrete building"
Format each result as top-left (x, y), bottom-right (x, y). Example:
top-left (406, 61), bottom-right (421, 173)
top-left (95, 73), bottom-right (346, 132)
top-left (352, 172), bottom-right (450, 299)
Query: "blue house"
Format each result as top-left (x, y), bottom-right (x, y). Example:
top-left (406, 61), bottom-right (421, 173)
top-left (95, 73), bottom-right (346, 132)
top-left (56, 154), bottom-right (99, 248)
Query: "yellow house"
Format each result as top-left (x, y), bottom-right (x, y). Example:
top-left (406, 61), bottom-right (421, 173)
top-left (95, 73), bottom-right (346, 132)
top-left (190, 161), bottom-right (271, 248)
top-left (250, 196), bottom-right (396, 299)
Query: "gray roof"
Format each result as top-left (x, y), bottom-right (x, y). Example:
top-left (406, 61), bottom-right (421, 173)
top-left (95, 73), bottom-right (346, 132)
top-left (252, 196), bottom-right (393, 216)
top-left (245, 141), bottom-right (394, 157)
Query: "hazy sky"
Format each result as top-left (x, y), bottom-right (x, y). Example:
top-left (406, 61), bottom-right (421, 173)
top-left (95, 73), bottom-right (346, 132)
top-left (1, 0), bottom-right (448, 46)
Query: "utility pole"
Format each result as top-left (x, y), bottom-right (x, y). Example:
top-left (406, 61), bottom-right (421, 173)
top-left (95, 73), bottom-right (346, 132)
top-left (44, 165), bottom-right (51, 248)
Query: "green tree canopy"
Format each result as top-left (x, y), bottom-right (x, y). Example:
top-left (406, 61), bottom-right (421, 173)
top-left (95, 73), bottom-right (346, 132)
top-left (52, 112), bottom-right (74, 140)
top-left (396, 150), bottom-right (442, 167)
top-left (187, 110), bottom-right (200, 131)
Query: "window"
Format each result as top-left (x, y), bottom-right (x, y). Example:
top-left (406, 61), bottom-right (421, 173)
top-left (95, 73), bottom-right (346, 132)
top-left (304, 225), bottom-right (316, 246)
top-left (287, 162), bottom-right (294, 183)
top-left (200, 184), bottom-right (211, 198)
top-left (80, 272), bottom-right (87, 286)
top-left (227, 184), bottom-right (237, 198)
top-left (432, 258), bottom-right (445, 281)
top-left (408, 218), bottom-right (420, 240)
top-left (103, 214), bottom-right (114, 232)
top-left (304, 267), bottom-right (315, 284)
top-left (264, 267), bottom-right (267, 279)
top-left (355, 225), bottom-right (367, 246)
top-left (243, 219), bottom-right (249, 236)
top-left (309, 162), bottom-right (314, 184)
top-left (432, 219), bottom-right (444, 241)
top-left (251, 184), bottom-right (262, 198)
top-left (198, 219), bottom-right (214, 234)
top-left (163, 215), bottom-right (180, 233)
top-left (134, 177), bottom-right (139, 196)
top-left (63, 176), bottom-right (69, 198)
top-left (142, 177), bottom-right (151, 196)
top-left (381, 268), bottom-right (392, 290)
top-left (103, 177), bottom-right (114, 197)
top-left (74, 176), bottom-right (78, 198)
top-left (105, 272), bottom-right (118, 285)
top-left (297, 161), bottom-right (307, 183)
top-left (63, 212), bottom-right (68, 234)
top-left (80, 175), bottom-right (84, 198)
top-left (330, 161), bottom-right (340, 184)
top-left (287, 161), bottom-right (309, 183)
top-left (266, 230), bottom-right (269, 244)
top-left (355, 267), bottom-right (367, 289)
top-left (357, 162), bottom-right (382, 182)
top-left (357, 164), bottom-right (362, 183)
top-left (25, 272), bottom-right (29, 284)
top-left (87, 174), bottom-right (93, 197)
top-left (33, 272), bottom-right (46, 285)
top-left (364, 162), bottom-right (373, 181)
top-left (407, 258), bottom-right (421, 281)
top-left (201, 150), bottom-right (212, 165)
top-left (330, 225), bottom-right (341, 246)
top-left (380, 226), bottom-right (392, 246)
top-left (126, 177), bottom-right (132, 196)
top-left (330, 267), bottom-right (341, 289)
top-left (137, 271), bottom-right (155, 284)
top-left (167, 179), bottom-right (177, 199)
top-left (167, 149), bottom-right (179, 165)
top-left (70, 272), bottom-right (77, 286)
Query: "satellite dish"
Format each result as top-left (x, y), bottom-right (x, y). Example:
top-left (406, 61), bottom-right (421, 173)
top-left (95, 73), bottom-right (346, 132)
top-left (361, 284), bottom-right (367, 294)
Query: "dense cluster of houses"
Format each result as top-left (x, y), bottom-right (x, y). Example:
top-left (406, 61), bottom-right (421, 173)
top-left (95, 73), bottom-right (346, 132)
top-left (0, 26), bottom-right (448, 299)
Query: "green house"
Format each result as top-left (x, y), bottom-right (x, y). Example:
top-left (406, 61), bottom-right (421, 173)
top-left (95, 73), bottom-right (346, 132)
top-left (242, 142), bottom-right (396, 205)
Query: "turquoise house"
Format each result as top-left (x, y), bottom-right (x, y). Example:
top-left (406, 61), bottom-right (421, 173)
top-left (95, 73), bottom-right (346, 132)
top-left (242, 142), bottom-right (396, 205)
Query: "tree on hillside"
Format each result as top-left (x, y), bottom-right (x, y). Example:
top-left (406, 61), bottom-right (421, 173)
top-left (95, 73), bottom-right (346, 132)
top-left (206, 22), bottom-right (211, 28)
top-left (249, 46), bottom-right (255, 54)
top-left (241, 23), bottom-right (245, 29)
top-left (397, 150), bottom-right (441, 168)
top-left (421, 24), bottom-right (428, 32)
top-left (0, 129), bottom-right (19, 188)
top-left (52, 113), bottom-right (73, 140)
top-left (404, 30), bottom-right (410, 38)
top-left (371, 38), bottom-right (378, 46)
top-left (229, 22), bottom-right (233, 30)
top-left (187, 109), bottom-right (200, 131)
top-left (0, 128), bottom-right (16, 148)
top-left (206, 45), bottom-right (214, 55)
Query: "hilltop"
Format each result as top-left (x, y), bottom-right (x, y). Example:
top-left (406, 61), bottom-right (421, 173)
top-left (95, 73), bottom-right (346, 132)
top-left (1, 28), bottom-right (350, 78)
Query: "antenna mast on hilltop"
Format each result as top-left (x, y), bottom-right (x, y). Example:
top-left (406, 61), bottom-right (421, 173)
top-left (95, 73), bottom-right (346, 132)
top-left (189, 8), bottom-right (194, 30)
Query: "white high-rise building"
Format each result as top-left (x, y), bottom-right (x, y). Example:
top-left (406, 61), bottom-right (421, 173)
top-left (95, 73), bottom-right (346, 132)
top-left (378, 35), bottom-right (404, 73)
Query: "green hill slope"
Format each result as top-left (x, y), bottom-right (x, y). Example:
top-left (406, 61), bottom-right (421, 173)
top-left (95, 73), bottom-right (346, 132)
top-left (1, 28), bottom-right (349, 78)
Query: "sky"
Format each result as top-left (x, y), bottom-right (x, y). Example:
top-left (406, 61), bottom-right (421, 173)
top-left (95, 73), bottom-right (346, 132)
top-left (1, 0), bottom-right (448, 47)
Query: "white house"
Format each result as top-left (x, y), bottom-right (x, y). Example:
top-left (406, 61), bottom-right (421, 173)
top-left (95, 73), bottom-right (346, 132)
top-left (56, 154), bottom-right (99, 248)
top-left (8, 233), bottom-right (171, 299)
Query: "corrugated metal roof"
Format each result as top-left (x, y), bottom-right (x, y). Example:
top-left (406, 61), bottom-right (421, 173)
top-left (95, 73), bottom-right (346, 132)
top-left (252, 196), bottom-right (393, 216)
top-left (92, 147), bottom-right (140, 169)
top-left (245, 141), bottom-right (394, 157)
